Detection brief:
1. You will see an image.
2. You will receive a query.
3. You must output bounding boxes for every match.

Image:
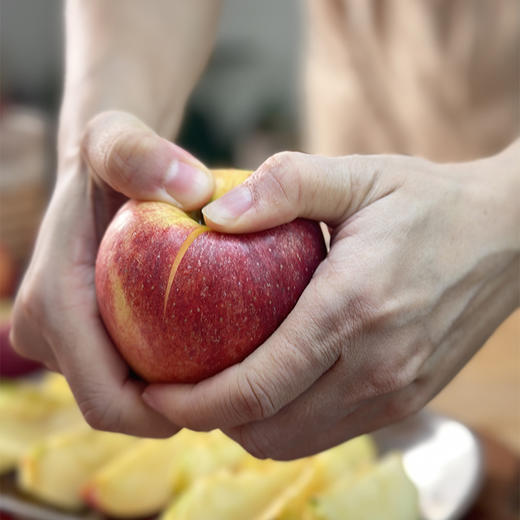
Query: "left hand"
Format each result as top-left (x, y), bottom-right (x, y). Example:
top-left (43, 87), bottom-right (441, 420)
top-left (143, 146), bottom-right (520, 459)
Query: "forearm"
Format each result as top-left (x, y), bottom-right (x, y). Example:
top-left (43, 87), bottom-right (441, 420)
top-left (59, 0), bottom-right (221, 171)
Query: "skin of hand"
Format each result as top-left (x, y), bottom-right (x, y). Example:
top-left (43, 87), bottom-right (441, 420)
top-left (142, 141), bottom-right (520, 459)
top-left (9, 0), bottom-right (221, 437)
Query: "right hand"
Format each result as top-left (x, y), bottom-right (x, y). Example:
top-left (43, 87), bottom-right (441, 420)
top-left (10, 110), bottom-right (214, 437)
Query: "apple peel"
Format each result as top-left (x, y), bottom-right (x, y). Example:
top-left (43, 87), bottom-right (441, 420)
top-left (163, 226), bottom-right (209, 316)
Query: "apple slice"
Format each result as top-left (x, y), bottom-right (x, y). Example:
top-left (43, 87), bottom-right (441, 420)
top-left (272, 435), bottom-right (377, 519)
top-left (83, 429), bottom-right (248, 518)
top-left (313, 434), bottom-right (377, 488)
top-left (39, 372), bottom-right (76, 405)
top-left (83, 437), bottom-right (184, 518)
top-left (170, 429), bottom-right (249, 493)
top-left (83, 429), bottom-right (198, 518)
top-left (0, 380), bottom-right (82, 474)
top-left (18, 427), bottom-right (137, 510)
top-left (306, 453), bottom-right (420, 520)
top-left (161, 459), bottom-right (310, 520)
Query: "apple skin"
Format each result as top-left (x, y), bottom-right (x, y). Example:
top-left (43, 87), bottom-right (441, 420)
top-left (95, 170), bottom-right (326, 383)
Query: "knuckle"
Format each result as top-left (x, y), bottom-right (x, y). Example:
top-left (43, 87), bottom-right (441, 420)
top-left (81, 111), bottom-right (153, 190)
top-left (172, 404), bottom-right (214, 432)
top-left (367, 367), bottom-right (411, 397)
top-left (230, 372), bottom-right (277, 423)
top-left (315, 274), bottom-right (375, 351)
top-left (236, 426), bottom-right (275, 460)
top-left (9, 288), bottom-right (43, 357)
top-left (361, 347), bottom-right (420, 401)
top-left (308, 278), bottom-right (353, 352)
top-left (256, 151), bottom-right (304, 210)
top-left (77, 394), bottom-right (120, 432)
top-left (103, 130), bottom-right (151, 188)
top-left (383, 387), bottom-right (424, 423)
top-left (80, 112), bottom-right (112, 163)
top-left (81, 407), bottom-right (106, 431)
top-left (382, 396), bottom-right (409, 423)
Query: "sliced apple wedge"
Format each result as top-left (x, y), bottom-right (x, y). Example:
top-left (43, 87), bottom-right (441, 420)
top-left (170, 429), bottom-right (249, 493)
top-left (83, 429), bottom-right (196, 518)
top-left (39, 372), bottom-right (76, 405)
top-left (259, 435), bottom-right (377, 520)
top-left (83, 429), bottom-right (248, 518)
top-left (313, 434), bottom-right (377, 488)
top-left (161, 459), bottom-right (310, 520)
top-left (18, 427), bottom-right (137, 510)
top-left (306, 453), bottom-right (420, 520)
top-left (0, 380), bottom-right (82, 474)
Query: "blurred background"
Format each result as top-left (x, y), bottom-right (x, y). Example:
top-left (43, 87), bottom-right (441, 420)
top-left (0, 0), bottom-right (519, 517)
top-left (0, 0), bottom-right (302, 273)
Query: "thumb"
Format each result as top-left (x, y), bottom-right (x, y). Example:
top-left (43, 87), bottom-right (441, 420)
top-left (81, 110), bottom-right (214, 210)
top-left (202, 151), bottom-right (398, 232)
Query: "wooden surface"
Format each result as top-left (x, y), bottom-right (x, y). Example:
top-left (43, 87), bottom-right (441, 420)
top-left (430, 309), bottom-right (520, 518)
top-left (463, 433), bottom-right (520, 520)
top-left (430, 309), bottom-right (520, 449)
top-left (429, 309), bottom-right (520, 455)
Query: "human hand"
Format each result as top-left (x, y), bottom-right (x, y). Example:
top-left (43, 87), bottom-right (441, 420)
top-left (143, 144), bottom-right (520, 458)
top-left (10, 111), bottom-right (214, 437)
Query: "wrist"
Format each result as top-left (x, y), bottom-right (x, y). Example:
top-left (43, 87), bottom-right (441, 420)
top-left (438, 141), bottom-right (520, 316)
top-left (57, 0), bottom-right (221, 174)
top-left (468, 141), bottom-right (520, 311)
top-left (57, 83), bottom-right (184, 173)
top-left (494, 140), bottom-right (520, 247)
top-left (463, 140), bottom-right (520, 254)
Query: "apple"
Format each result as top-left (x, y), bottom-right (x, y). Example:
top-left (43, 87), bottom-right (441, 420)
top-left (95, 169), bottom-right (326, 383)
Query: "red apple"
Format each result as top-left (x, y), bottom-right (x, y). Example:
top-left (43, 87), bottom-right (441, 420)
top-left (95, 170), bottom-right (326, 383)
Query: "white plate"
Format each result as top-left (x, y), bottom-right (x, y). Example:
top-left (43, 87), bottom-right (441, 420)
top-left (373, 409), bottom-right (484, 520)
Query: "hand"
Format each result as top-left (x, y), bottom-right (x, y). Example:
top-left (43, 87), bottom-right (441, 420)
top-left (143, 144), bottom-right (520, 458)
top-left (10, 111), bottom-right (214, 437)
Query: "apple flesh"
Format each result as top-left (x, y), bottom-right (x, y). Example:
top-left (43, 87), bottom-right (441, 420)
top-left (95, 170), bottom-right (326, 383)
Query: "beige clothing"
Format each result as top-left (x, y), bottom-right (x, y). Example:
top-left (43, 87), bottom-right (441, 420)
top-left (304, 0), bottom-right (519, 161)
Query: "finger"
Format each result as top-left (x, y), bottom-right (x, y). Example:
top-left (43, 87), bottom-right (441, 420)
top-left (223, 342), bottom-right (426, 460)
top-left (142, 275), bottom-right (341, 431)
top-left (202, 151), bottom-right (401, 232)
top-left (227, 379), bottom-right (426, 461)
top-left (82, 110), bottom-right (214, 210)
top-left (10, 297), bottom-right (58, 370)
top-left (53, 305), bottom-right (180, 438)
top-left (217, 300), bottom-right (433, 460)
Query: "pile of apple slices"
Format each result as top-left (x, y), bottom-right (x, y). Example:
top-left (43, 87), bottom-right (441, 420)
top-left (0, 374), bottom-right (419, 519)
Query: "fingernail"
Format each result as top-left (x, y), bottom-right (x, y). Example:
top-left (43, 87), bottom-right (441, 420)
top-left (164, 160), bottom-right (213, 209)
top-left (202, 186), bottom-right (253, 225)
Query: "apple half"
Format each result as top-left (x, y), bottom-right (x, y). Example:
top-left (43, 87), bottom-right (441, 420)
top-left (95, 169), bottom-right (326, 383)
